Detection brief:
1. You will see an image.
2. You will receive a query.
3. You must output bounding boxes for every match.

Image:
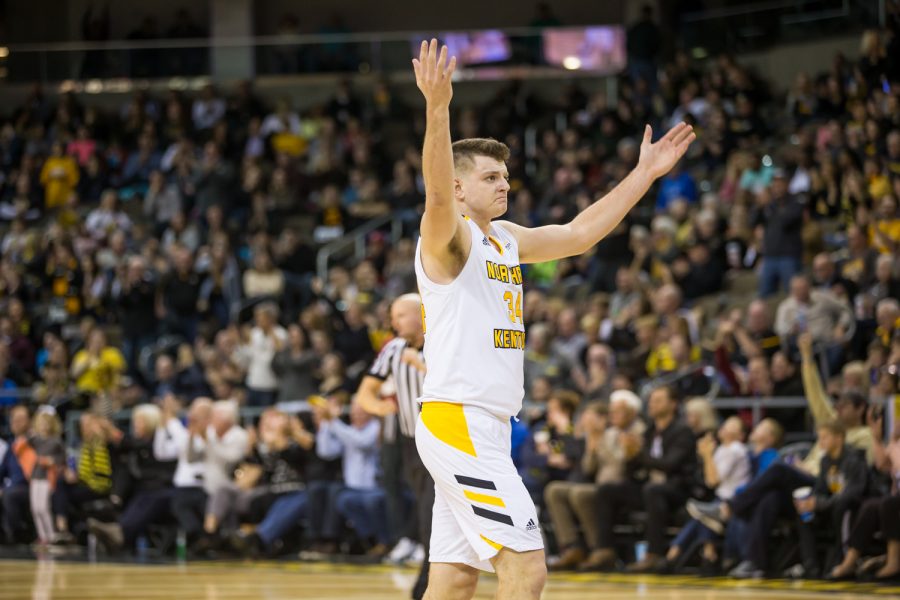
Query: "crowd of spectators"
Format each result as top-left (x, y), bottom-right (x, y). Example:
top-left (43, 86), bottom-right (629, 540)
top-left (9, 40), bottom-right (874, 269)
top-left (0, 10), bottom-right (899, 582)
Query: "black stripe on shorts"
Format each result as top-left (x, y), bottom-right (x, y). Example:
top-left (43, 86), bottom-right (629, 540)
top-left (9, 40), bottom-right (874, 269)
top-left (455, 475), bottom-right (497, 490)
top-left (472, 505), bottom-right (514, 527)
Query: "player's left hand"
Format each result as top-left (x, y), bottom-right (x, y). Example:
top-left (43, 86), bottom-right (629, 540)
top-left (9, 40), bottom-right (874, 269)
top-left (638, 122), bottom-right (696, 180)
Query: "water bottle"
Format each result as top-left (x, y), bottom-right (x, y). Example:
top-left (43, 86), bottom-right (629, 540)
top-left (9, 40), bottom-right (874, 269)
top-left (634, 540), bottom-right (648, 563)
top-left (176, 530), bottom-right (187, 563)
top-left (136, 535), bottom-right (149, 562)
top-left (87, 533), bottom-right (98, 563)
top-left (792, 487), bottom-right (815, 523)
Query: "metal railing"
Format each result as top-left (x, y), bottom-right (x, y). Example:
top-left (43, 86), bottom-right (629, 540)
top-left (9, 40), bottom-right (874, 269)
top-left (638, 363), bottom-right (721, 401)
top-left (48, 393), bottom-right (897, 450)
top-left (315, 214), bottom-right (403, 281)
top-left (711, 395), bottom-right (809, 426)
top-left (63, 401), bottom-right (318, 449)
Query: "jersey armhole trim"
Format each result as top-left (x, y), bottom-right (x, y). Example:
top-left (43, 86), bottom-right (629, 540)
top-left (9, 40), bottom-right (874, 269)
top-left (415, 233), bottom-right (476, 294)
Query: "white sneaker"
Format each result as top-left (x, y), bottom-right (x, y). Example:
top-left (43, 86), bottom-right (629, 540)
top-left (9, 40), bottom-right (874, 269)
top-left (405, 544), bottom-right (425, 566)
top-left (729, 560), bottom-right (764, 579)
top-left (387, 537), bottom-right (415, 563)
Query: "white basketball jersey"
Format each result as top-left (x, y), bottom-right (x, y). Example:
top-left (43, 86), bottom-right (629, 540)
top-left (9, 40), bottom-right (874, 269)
top-left (415, 217), bottom-right (525, 418)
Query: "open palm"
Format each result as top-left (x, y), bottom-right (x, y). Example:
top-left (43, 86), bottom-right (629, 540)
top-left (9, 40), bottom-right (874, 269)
top-left (638, 123), bottom-right (696, 179)
top-left (412, 39), bottom-right (457, 109)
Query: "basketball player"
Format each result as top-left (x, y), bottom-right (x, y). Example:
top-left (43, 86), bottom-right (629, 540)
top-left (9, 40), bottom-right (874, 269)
top-left (356, 294), bottom-right (432, 599)
top-left (411, 39), bottom-right (696, 599)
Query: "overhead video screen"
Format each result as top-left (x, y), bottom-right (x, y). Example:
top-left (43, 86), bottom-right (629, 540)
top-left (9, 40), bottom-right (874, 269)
top-left (542, 26), bottom-right (626, 73)
top-left (410, 31), bottom-right (512, 66)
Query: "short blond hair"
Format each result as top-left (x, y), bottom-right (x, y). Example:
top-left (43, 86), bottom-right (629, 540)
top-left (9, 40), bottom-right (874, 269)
top-left (133, 404), bottom-right (162, 432)
top-left (758, 418), bottom-right (784, 447)
top-left (452, 138), bottom-right (510, 173)
top-left (685, 397), bottom-right (718, 432)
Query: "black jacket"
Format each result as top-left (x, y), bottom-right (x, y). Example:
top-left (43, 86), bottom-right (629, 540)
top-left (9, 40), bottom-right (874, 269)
top-left (117, 275), bottom-right (158, 337)
top-left (112, 434), bottom-right (177, 499)
top-left (751, 194), bottom-right (805, 259)
top-left (627, 418), bottom-right (697, 489)
top-left (814, 446), bottom-right (868, 513)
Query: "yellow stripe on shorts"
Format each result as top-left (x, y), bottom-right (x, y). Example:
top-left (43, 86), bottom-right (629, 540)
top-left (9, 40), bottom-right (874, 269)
top-left (480, 534), bottom-right (503, 551)
top-left (421, 402), bottom-right (477, 457)
top-left (464, 490), bottom-right (506, 508)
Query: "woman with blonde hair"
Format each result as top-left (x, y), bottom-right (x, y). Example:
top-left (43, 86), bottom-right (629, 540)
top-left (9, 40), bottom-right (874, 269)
top-left (684, 397), bottom-right (719, 439)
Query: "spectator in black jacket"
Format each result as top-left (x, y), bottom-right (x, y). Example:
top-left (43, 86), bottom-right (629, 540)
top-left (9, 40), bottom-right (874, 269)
top-left (829, 407), bottom-right (900, 581)
top-left (586, 386), bottom-right (696, 572)
top-left (113, 256), bottom-right (158, 381)
top-left (794, 419), bottom-right (868, 578)
top-left (87, 402), bottom-right (180, 554)
top-left (156, 245), bottom-right (201, 342)
top-left (670, 242), bottom-right (725, 301)
top-left (752, 169), bottom-right (805, 297)
top-left (229, 410), bottom-right (316, 558)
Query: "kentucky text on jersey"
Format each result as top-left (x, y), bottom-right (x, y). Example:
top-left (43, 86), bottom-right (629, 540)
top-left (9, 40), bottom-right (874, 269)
top-left (485, 261), bottom-right (523, 285)
top-left (493, 328), bottom-right (526, 350)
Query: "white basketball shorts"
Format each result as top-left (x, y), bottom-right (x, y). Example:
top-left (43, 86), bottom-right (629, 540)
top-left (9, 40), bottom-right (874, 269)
top-left (415, 401), bottom-right (544, 572)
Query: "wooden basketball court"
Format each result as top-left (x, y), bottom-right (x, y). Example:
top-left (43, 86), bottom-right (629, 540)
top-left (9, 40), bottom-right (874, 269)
top-left (2, 559), bottom-right (897, 599)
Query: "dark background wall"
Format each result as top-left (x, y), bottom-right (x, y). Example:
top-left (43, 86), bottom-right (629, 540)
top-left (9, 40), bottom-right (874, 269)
top-left (1, 0), bottom-right (631, 44)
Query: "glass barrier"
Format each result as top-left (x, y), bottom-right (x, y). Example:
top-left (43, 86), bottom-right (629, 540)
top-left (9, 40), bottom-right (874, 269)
top-left (0, 26), bottom-right (629, 85)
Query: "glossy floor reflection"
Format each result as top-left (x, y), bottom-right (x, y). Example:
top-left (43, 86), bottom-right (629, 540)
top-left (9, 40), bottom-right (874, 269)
top-left (1, 559), bottom-right (896, 599)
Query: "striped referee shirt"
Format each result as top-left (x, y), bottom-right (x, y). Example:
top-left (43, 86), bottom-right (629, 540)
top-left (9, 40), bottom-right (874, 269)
top-left (368, 337), bottom-right (424, 438)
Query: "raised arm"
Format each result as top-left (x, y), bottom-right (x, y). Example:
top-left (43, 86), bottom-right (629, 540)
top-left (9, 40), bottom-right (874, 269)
top-left (499, 123), bottom-right (695, 264)
top-left (798, 333), bottom-right (836, 426)
top-left (413, 40), bottom-right (469, 279)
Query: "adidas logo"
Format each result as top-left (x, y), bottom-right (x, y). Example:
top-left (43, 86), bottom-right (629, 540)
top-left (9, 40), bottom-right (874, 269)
top-left (525, 518), bottom-right (538, 532)
top-left (482, 237), bottom-right (490, 246)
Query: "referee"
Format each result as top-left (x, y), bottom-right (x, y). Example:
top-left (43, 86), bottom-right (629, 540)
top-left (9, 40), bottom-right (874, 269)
top-left (356, 294), bottom-right (431, 600)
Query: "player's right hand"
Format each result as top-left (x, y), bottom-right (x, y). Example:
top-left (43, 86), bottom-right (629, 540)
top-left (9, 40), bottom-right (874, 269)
top-left (412, 39), bottom-right (457, 109)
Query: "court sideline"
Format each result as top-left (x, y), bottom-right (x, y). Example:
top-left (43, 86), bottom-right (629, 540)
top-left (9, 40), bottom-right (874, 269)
top-left (2, 559), bottom-right (898, 600)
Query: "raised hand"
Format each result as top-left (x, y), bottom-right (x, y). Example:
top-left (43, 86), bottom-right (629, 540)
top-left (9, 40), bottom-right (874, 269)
top-left (797, 332), bottom-right (813, 358)
top-left (638, 122), bottom-right (696, 180)
top-left (412, 39), bottom-right (457, 109)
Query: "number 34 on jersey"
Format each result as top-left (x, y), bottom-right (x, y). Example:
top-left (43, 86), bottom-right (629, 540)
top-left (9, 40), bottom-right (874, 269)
top-left (486, 260), bottom-right (525, 350)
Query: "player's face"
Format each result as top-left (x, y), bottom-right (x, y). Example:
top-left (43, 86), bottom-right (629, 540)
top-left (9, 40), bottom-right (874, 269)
top-left (456, 155), bottom-right (510, 219)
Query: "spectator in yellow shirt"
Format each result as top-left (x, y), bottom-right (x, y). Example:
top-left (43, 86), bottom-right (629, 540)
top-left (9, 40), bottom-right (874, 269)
top-left (39, 141), bottom-right (80, 209)
top-left (70, 328), bottom-right (126, 394)
top-left (870, 194), bottom-right (900, 253)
